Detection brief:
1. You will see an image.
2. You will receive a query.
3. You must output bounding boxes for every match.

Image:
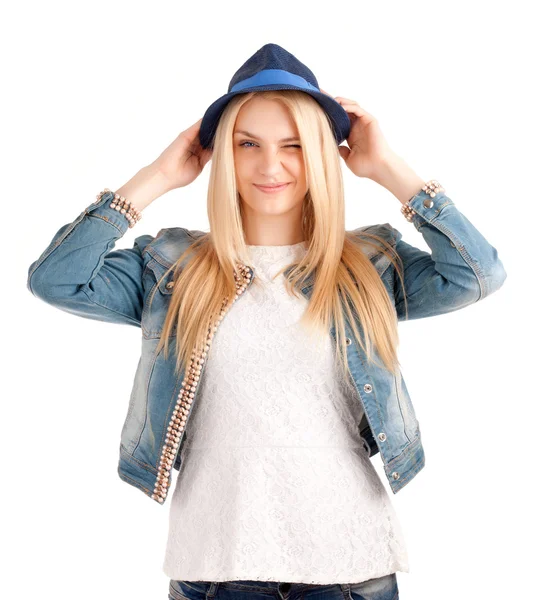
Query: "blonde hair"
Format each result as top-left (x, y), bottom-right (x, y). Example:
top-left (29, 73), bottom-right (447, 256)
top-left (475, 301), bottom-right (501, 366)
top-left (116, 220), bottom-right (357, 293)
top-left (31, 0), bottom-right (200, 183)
top-left (150, 90), bottom-right (408, 385)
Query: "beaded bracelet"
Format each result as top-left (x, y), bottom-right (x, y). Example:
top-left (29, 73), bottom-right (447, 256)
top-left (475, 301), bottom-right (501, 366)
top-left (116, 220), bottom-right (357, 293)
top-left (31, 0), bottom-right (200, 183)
top-left (400, 180), bottom-right (445, 222)
top-left (97, 188), bottom-right (142, 228)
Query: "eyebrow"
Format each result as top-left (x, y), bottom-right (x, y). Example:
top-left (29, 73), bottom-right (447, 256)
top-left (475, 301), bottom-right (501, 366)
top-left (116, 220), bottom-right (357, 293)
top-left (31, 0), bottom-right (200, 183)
top-left (234, 130), bottom-right (300, 142)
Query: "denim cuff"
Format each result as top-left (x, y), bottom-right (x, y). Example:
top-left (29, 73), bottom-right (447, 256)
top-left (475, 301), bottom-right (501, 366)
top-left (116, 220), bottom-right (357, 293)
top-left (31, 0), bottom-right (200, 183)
top-left (83, 189), bottom-right (131, 235)
top-left (405, 187), bottom-right (454, 231)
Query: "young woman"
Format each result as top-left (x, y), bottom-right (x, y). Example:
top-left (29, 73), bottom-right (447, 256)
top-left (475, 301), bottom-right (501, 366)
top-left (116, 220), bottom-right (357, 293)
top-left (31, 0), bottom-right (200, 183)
top-left (27, 44), bottom-right (506, 600)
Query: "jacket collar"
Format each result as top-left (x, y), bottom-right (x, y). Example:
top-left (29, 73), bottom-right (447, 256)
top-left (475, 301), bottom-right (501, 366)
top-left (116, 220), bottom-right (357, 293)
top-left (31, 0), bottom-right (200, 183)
top-left (147, 224), bottom-right (397, 298)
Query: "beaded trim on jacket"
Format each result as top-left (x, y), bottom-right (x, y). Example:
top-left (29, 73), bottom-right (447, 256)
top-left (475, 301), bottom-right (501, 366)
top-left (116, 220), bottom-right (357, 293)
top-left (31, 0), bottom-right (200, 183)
top-left (151, 263), bottom-right (253, 503)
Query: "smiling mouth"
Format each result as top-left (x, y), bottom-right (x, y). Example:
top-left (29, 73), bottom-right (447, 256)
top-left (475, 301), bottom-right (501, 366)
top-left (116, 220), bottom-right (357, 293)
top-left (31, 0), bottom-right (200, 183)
top-left (254, 183), bottom-right (291, 193)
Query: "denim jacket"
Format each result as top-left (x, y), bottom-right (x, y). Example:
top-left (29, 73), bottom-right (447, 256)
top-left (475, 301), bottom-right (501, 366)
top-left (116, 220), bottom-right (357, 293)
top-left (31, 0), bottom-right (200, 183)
top-left (27, 189), bottom-right (507, 504)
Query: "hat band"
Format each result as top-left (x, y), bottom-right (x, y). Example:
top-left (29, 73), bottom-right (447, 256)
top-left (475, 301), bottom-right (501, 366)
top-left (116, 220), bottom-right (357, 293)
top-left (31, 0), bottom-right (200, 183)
top-left (230, 69), bottom-right (320, 93)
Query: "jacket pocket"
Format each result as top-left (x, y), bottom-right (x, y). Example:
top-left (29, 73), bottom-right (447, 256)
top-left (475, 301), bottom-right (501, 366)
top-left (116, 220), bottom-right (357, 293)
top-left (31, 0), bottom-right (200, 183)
top-left (141, 258), bottom-right (178, 338)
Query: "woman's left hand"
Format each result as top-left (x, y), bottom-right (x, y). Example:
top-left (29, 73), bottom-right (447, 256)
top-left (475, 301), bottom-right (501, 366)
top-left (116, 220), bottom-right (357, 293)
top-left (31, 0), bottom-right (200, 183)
top-left (321, 90), bottom-right (397, 180)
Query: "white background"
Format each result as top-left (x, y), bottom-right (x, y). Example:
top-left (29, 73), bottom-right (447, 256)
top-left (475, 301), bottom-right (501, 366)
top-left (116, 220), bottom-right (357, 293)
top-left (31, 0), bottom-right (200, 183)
top-left (4, 1), bottom-right (531, 599)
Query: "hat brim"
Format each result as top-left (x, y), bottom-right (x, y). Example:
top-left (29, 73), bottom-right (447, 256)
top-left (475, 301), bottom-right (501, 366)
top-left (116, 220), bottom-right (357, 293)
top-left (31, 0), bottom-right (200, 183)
top-left (198, 84), bottom-right (351, 150)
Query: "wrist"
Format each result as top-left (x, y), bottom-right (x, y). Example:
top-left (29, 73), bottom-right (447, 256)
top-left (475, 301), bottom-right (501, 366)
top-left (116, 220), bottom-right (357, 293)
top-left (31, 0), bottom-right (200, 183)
top-left (115, 164), bottom-right (170, 212)
top-left (371, 153), bottom-right (426, 205)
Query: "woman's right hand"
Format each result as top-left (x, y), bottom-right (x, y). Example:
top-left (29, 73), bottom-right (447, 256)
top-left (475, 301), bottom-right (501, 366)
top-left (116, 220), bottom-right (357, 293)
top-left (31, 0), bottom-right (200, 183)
top-left (151, 118), bottom-right (213, 192)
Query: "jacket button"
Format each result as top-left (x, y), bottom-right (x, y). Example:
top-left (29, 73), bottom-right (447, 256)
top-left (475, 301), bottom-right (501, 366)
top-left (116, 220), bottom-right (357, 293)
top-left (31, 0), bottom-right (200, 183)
top-left (378, 432), bottom-right (387, 442)
top-left (392, 471), bottom-right (400, 480)
top-left (165, 281), bottom-right (174, 289)
top-left (345, 337), bottom-right (352, 345)
top-left (363, 383), bottom-right (373, 393)
top-left (423, 198), bottom-right (434, 209)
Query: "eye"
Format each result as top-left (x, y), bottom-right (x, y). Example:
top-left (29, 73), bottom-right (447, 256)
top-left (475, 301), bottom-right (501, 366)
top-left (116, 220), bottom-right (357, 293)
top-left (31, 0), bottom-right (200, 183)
top-left (239, 141), bottom-right (301, 148)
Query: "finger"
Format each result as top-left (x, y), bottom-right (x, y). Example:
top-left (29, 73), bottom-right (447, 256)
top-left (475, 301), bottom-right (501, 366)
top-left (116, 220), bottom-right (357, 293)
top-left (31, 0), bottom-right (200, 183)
top-left (339, 102), bottom-right (375, 121)
top-left (336, 96), bottom-right (360, 106)
top-left (339, 103), bottom-right (366, 117)
top-left (335, 98), bottom-right (366, 113)
top-left (338, 145), bottom-right (351, 161)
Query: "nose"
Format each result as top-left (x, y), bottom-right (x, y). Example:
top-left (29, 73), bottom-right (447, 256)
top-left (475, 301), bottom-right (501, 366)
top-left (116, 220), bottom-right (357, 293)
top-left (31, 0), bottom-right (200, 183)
top-left (258, 148), bottom-right (286, 177)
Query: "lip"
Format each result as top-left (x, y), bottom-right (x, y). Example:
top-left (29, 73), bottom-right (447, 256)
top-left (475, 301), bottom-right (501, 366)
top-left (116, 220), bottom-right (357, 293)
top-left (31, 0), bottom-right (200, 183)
top-left (254, 183), bottom-right (290, 193)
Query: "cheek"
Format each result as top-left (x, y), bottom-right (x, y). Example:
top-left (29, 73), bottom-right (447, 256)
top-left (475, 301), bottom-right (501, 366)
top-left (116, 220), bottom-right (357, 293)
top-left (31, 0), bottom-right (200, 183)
top-left (294, 166), bottom-right (307, 189)
top-left (292, 156), bottom-right (306, 176)
top-left (234, 158), bottom-right (255, 181)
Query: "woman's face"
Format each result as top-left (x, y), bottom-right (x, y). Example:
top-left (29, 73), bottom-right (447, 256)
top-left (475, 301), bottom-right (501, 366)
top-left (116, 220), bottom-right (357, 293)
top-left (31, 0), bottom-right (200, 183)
top-left (233, 97), bottom-right (307, 220)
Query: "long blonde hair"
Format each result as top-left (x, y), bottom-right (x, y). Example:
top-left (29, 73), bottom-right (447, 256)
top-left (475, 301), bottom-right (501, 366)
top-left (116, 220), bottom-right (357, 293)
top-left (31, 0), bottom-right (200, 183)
top-left (150, 90), bottom-right (408, 384)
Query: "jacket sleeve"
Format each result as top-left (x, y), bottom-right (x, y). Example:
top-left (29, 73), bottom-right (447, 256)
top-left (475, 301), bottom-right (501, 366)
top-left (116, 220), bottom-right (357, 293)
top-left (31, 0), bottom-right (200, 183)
top-left (27, 190), bottom-right (155, 327)
top-left (390, 188), bottom-right (507, 321)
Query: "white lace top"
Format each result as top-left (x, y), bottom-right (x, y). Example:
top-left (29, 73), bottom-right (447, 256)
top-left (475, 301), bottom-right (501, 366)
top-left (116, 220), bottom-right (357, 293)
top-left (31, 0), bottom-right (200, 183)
top-left (162, 241), bottom-right (410, 585)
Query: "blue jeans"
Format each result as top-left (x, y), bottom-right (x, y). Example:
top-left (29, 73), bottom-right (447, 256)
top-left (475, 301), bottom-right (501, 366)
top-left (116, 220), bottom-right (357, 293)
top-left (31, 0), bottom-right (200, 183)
top-left (168, 574), bottom-right (400, 600)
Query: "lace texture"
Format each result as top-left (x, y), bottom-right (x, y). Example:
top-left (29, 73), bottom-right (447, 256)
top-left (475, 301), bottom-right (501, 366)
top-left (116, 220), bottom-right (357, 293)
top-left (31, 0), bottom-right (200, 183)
top-left (163, 241), bottom-right (410, 584)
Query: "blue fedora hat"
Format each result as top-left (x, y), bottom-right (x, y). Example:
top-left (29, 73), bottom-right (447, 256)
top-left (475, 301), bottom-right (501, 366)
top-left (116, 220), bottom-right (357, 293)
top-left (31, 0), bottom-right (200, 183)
top-left (199, 43), bottom-right (351, 150)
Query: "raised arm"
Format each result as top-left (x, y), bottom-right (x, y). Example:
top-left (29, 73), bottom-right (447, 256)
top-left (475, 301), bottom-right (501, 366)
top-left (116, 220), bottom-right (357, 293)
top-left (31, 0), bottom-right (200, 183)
top-left (27, 166), bottom-right (168, 326)
top-left (27, 117), bottom-right (214, 327)
top-left (375, 155), bottom-right (507, 321)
